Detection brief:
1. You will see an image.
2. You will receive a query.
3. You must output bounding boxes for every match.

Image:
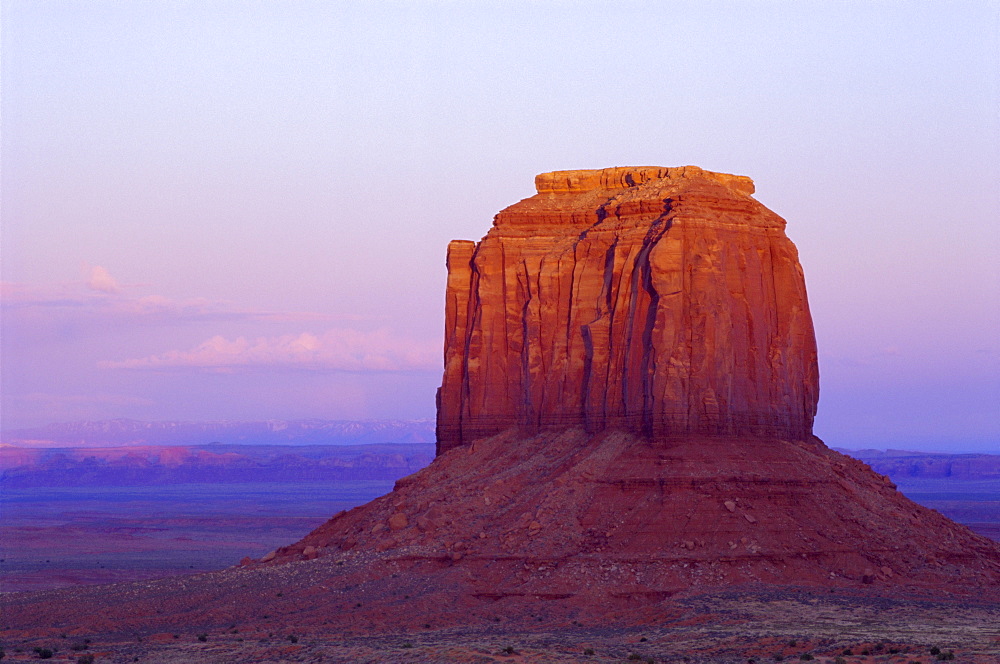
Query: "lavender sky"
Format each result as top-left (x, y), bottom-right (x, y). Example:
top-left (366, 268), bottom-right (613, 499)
top-left (2, 1), bottom-right (998, 452)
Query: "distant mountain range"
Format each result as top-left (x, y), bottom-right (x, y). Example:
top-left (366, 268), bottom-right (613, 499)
top-left (0, 442), bottom-right (435, 488)
top-left (0, 418), bottom-right (436, 448)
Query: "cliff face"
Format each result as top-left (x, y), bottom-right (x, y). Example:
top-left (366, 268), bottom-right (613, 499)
top-left (437, 166), bottom-right (818, 453)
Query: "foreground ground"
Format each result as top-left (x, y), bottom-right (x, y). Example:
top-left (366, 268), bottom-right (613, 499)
top-left (3, 585), bottom-right (998, 663)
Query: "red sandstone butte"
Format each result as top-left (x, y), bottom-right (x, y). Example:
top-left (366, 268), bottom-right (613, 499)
top-left (437, 166), bottom-right (818, 453)
top-left (267, 166), bottom-right (1000, 596)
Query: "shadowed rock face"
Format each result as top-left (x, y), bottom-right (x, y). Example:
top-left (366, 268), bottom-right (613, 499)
top-left (437, 166), bottom-right (818, 454)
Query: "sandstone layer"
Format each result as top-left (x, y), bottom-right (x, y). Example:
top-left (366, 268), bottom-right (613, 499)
top-left (437, 166), bottom-right (818, 453)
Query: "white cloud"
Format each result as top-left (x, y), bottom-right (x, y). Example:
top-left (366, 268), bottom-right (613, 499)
top-left (86, 265), bottom-right (121, 293)
top-left (101, 328), bottom-right (439, 373)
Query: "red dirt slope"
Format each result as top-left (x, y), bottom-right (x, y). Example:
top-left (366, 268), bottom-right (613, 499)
top-left (269, 428), bottom-right (1000, 596)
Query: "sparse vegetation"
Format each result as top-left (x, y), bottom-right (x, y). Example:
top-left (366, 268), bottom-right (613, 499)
top-left (287, 634), bottom-right (298, 643)
top-left (501, 645), bottom-right (516, 655)
top-left (929, 646), bottom-right (941, 656)
top-left (584, 647), bottom-right (595, 655)
top-left (196, 633), bottom-right (208, 642)
top-left (628, 654), bottom-right (642, 661)
top-left (33, 647), bottom-right (54, 659)
top-left (799, 655), bottom-right (813, 661)
top-left (936, 651), bottom-right (955, 661)
top-left (401, 642), bottom-right (413, 648)
top-left (76, 656), bottom-right (94, 664)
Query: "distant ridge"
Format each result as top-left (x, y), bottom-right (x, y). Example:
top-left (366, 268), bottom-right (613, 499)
top-left (0, 418), bottom-right (436, 448)
top-left (0, 442), bottom-right (435, 487)
top-left (834, 448), bottom-right (1000, 480)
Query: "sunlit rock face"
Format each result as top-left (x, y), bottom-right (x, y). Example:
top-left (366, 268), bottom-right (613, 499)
top-left (436, 166), bottom-right (818, 454)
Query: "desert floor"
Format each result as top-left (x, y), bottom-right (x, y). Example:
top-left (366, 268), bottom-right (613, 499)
top-left (3, 586), bottom-right (998, 664)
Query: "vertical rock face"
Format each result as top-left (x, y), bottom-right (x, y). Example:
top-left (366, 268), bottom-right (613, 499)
top-left (437, 166), bottom-right (818, 454)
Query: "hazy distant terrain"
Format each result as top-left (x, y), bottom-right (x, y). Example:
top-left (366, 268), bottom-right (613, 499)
top-left (1, 418), bottom-right (437, 448)
top-left (832, 448), bottom-right (1000, 543)
top-left (0, 442), bottom-right (432, 592)
top-left (1, 426), bottom-right (997, 593)
top-left (0, 480), bottom-right (396, 592)
top-left (0, 429), bottom-right (435, 592)
top-left (0, 441), bottom-right (434, 488)
top-left (839, 447), bottom-right (1000, 480)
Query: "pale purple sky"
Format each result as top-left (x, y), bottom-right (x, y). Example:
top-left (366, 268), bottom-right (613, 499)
top-left (2, 1), bottom-right (998, 451)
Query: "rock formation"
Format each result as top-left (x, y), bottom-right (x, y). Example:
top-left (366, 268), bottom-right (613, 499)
top-left (279, 428), bottom-right (1000, 596)
top-left (263, 166), bottom-right (1000, 596)
top-left (437, 166), bottom-right (817, 453)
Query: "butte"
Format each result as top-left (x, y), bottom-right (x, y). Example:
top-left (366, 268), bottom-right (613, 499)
top-left (267, 165), bottom-right (1000, 599)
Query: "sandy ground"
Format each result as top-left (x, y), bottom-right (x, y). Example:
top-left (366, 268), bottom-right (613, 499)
top-left (3, 587), bottom-right (998, 664)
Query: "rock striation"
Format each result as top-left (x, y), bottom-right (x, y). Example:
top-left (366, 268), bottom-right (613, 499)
top-left (437, 166), bottom-right (818, 453)
top-left (277, 428), bottom-right (1000, 597)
